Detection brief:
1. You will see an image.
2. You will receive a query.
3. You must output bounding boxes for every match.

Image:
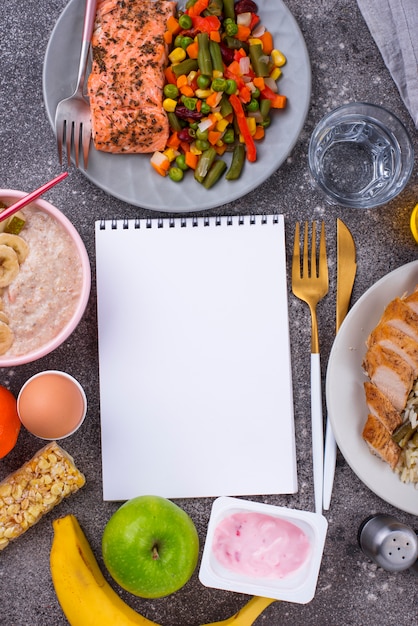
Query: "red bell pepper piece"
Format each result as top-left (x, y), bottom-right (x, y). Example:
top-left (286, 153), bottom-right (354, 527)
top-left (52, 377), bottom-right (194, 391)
top-left (192, 15), bottom-right (221, 33)
top-left (229, 93), bottom-right (257, 163)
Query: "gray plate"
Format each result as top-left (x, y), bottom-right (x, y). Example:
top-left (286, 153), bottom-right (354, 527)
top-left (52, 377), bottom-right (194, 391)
top-left (42, 0), bottom-right (311, 212)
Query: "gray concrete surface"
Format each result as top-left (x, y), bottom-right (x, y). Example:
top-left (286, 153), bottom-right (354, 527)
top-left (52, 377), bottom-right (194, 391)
top-left (0, 0), bottom-right (417, 624)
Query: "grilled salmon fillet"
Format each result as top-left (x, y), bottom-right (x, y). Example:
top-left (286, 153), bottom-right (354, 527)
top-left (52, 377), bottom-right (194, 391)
top-left (88, 0), bottom-right (176, 153)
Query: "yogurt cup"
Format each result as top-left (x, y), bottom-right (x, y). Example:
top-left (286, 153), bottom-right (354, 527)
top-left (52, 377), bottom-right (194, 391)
top-left (199, 497), bottom-right (328, 604)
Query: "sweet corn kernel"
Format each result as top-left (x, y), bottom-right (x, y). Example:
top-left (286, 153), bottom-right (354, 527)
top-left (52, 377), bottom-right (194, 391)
top-left (188, 70), bottom-right (198, 84)
top-left (246, 116), bottom-right (257, 135)
top-left (163, 98), bottom-right (178, 112)
top-left (269, 67), bottom-right (282, 81)
top-left (195, 89), bottom-right (212, 99)
top-left (213, 111), bottom-right (223, 121)
top-left (271, 49), bottom-right (286, 67)
top-left (169, 47), bottom-right (186, 63)
top-left (190, 143), bottom-right (202, 155)
top-left (249, 38), bottom-right (263, 46)
top-left (163, 148), bottom-right (179, 162)
top-left (212, 69), bottom-right (223, 79)
top-left (216, 118), bottom-right (229, 132)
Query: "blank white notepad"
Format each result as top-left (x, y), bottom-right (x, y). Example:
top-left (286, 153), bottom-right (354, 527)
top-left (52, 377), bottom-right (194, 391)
top-left (95, 214), bottom-right (297, 501)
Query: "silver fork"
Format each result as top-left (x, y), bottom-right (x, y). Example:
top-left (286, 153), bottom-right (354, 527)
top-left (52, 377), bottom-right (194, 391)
top-left (54, 0), bottom-right (97, 169)
top-left (292, 222), bottom-right (329, 514)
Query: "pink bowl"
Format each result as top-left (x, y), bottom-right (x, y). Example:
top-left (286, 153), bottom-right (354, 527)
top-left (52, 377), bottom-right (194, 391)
top-left (0, 189), bottom-right (91, 366)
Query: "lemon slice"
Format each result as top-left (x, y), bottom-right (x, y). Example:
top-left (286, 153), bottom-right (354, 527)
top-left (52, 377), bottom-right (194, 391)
top-left (410, 203), bottom-right (418, 243)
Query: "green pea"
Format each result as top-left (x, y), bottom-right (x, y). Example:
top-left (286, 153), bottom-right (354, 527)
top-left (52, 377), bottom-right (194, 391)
top-left (225, 79), bottom-right (237, 95)
top-left (211, 78), bottom-right (228, 92)
top-left (197, 74), bottom-right (211, 89)
top-left (224, 21), bottom-right (238, 37)
top-left (181, 95), bottom-right (198, 111)
top-left (196, 128), bottom-right (209, 141)
top-left (175, 154), bottom-right (189, 171)
top-left (196, 139), bottom-right (210, 151)
top-left (223, 128), bottom-right (235, 144)
top-left (200, 102), bottom-right (211, 115)
top-left (168, 167), bottom-right (184, 182)
top-left (180, 36), bottom-right (194, 50)
top-left (178, 13), bottom-right (193, 29)
top-left (261, 116), bottom-right (271, 128)
top-left (252, 87), bottom-right (261, 99)
top-left (189, 122), bottom-right (198, 131)
top-left (174, 34), bottom-right (184, 48)
top-left (246, 99), bottom-right (259, 112)
top-left (163, 84), bottom-right (179, 99)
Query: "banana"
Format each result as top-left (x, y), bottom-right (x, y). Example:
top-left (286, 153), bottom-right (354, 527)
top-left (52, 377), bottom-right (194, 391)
top-left (50, 515), bottom-right (158, 626)
top-left (0, 233), bottom-right (29, 264)
top-left (0, 244), bottom-right (19, 288)
top-left (0, 320), bottom-right (13, 354)
top-left (50, 515), bottom-right (276, 626)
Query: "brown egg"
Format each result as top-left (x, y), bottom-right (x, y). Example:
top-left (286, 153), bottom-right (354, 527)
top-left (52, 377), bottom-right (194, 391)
top-left (17, 371), bottom-right (86, 439)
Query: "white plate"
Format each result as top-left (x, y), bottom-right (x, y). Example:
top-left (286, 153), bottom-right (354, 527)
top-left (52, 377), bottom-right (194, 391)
top-left (326, 261), bottom-right (418, 516)
top-left (42, 0), bottom-right (311, 212)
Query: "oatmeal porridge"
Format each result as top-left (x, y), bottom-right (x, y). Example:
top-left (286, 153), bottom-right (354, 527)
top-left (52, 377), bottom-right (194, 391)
top-left (1, 208), bottom-right (84, 356)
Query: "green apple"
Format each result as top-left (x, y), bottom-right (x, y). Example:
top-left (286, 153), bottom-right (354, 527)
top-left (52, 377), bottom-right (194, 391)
top-left (102, 495), bottom-right (199, 598)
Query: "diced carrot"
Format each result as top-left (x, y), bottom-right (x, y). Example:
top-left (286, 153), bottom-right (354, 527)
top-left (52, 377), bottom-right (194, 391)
top-left (227, 60), bottom-right (242, 77)
top-left (185, 151), bottom-right (199, 169)
top-left (253, 125), bottom-right (265, 141)
top-left (253, 76), bottom-right (265, 91)
top-left (214, 143), bottom-right (228, 155)
top-left (166, 132), bottom-right (181, 149)
top-left (271, 94), bottom-right (287, 109)
top-left (235, 25), bottom-right (251, 41)
top-left (180, 85), bottom-right (195, 97)
top-left (208, 130), bottom-right (222, 145)
top-left (151, 158), bottom-right (170, 177)
top-left (186, 41), bottom-right (199, 59)
top-left (259, 31), bottom-right (273, 55)
top-left (163, 30), bottom-right (173, 45)
top-left (196, 99), bottom-right (202, 112)
top-left (165, 66), bottom-right (177, 85)
top-left (239, 85), bottom-right (252, 103)
top-left (187, 0), bottom-right (209, 18)
top-left (166, 15), bottom-right (181, 34)
top-left (210, 30), bottom-right (221, 42)
top-left (206, 91), bottom-right (222, 107)
top-left (176, 74), bottom-right (188, 88)
top-left (207, 113), bottom-right (219, 128)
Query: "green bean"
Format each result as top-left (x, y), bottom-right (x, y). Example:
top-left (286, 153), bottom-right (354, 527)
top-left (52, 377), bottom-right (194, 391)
top-left (249, 44), bottom-right (269, 77)
top-left (392, 422), bottom-right (417, 447)
top-left (197, 32), bottom-right (213, 76)
top-left (220, 94), bottom-right (233, 117)
top-left (194, 147), bottom-right (217, 183)
top-left (204, 0), bottom-right (223, 16)
top-left (223, 0), bottom-right (235, 19)
top-left (209, 40), bottom-right (224, 74)
top-left (225, 144), bottom-right (245, 180)
top-left (259, 98), bottom-right (271, 119)
top-left (202, 160), bottom-right (227, 189)
top-left (224, 36), bottom-right (249, 53)
top-left (171, 58), bottom-right (198, 78)
top-left (167, 112), bottom-right (182, 132)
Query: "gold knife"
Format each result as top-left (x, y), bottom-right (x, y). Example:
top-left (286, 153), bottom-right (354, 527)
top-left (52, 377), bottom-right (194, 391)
top-left (323, 218), bottom-right (357, 510)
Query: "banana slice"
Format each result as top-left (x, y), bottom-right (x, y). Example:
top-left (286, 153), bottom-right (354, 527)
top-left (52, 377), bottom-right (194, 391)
top-left (0, 234), bottom-right (29, 264)
top-left (0, 320), bottom-right (13, 354)
top-left (0, 245), bottom-right (19, 288)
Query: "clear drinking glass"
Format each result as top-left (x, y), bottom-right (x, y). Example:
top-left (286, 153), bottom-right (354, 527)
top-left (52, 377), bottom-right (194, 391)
top-left (308, 102), bottom-right (414, 209)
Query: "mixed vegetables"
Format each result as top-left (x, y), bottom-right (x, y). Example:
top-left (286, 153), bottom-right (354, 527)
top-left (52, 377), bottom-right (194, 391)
top-left (151, 0), bottom-right (287, 188)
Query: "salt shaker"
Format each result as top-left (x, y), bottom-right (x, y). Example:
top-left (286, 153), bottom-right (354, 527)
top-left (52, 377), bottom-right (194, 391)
top-left (358, 514), bottom-right (418, 573)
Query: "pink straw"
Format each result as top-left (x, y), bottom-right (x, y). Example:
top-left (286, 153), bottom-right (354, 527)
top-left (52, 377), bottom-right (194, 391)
top-left (0, 172), bottom-right (69, 222)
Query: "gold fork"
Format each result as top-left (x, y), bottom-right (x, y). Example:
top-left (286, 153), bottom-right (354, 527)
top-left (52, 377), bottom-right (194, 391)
top-left (292, 221), bottom-right (329, 513)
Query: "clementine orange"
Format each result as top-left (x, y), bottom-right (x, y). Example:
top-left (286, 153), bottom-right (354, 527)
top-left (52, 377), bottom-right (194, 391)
top-left (0, 385), bottom-right (21, 458)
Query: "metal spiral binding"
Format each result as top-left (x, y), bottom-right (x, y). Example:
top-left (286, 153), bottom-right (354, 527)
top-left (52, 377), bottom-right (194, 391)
top-left (98, 215), bottom-right (280, 229)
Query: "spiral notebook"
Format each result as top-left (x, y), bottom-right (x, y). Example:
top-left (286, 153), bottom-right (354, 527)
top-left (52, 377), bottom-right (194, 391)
top-left (95, 214), bottom-right (297, 501)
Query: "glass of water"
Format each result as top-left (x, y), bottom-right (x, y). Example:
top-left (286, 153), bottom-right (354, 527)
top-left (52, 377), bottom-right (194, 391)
top-left (308, 102), bottom-right (414, 209)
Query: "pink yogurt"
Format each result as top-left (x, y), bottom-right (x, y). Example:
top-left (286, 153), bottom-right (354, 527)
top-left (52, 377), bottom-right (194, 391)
top-left (212, 511), bottom-right (311, 579)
